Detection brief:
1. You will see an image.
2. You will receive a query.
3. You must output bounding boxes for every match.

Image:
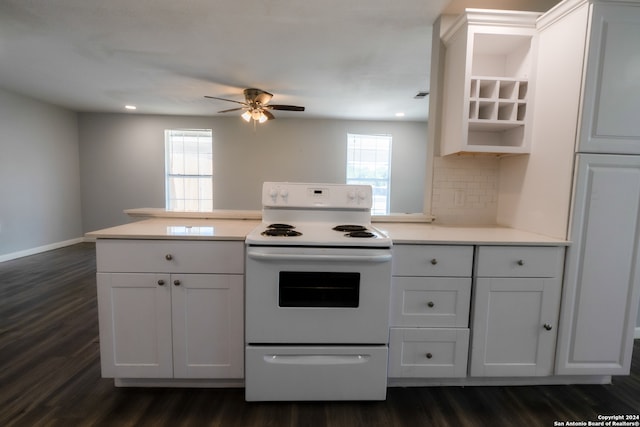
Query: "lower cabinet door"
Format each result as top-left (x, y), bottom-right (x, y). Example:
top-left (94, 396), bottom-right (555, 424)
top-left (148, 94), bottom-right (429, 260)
top-left (171, 274), bottom-right (244, 378)
top-left (556, 154), bottom-right (640, 375)
top-left (97, 273), bottom-right (173, 378)
top-left (388, 328), bottom-right (469, 378)
top-left (470, 277), bottom-right (561, 377)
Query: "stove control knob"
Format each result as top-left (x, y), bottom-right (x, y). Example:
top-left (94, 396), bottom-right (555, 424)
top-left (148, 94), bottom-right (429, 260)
top-left (347, 190), bottom-right (356, 200)
top-left (269, 188), bottom-right (278, 200)
top-left (357, 190), bottom-right (367, 201)
top-left (279, 189), bottom-right (289, 200)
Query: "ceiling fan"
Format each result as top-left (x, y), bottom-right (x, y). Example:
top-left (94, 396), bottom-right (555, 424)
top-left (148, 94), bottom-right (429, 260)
top-left (205, 88), bottom-right (305, 123)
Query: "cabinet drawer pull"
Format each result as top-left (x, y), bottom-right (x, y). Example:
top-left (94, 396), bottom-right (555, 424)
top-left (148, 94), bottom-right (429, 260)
top-left (543, 323), bottom-right (553, 331)
top-left (430, 258), bottom-right (438, 265)
top-left (157, 279), bottom-right (165, 286)
top-left (165, 254), bottom-right (173, 261)
top-left (427, 301), bottom-right (435, 308)
top-left (517, 259), bottom-right (525, 266)
top-left (426, 353), bottom-right (433, 359)
top-left (173, 280), bottom-right (181, 286)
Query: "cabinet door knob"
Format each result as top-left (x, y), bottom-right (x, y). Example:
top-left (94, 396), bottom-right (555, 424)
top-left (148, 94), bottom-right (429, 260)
top-left (426, 353), bottom-right (433, 359)
top-left (157, 279), bottom-right (165, 286)
top-left (543, 323), bottom-right (553, 331)
top-left (427, 301), bottom-right (435, 308)
top-left (173, 280), bottom-right (181, 286)
top-left (517, 259), bottom-right (525, 266)
top-left (430, 258), bottom-right (438, 265)
top-left (165, 254), bottom-right (173, 261)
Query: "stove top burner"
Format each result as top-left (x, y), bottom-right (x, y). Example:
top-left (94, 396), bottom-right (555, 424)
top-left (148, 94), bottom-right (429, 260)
top-left (345, 231), bottom-right (376, 238)
top-left (267, 223), bottom-right (296, 230)
top-left (261, 228), bottom-right (303, 237)
top-left (333, 225), bottom-right (368, 232)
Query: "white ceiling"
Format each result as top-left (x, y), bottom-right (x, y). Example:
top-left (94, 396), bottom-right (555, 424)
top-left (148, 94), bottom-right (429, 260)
top-left (0, 0), bottom-right (559, 122)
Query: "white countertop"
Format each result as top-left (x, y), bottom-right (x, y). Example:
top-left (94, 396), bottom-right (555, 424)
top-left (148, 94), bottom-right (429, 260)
top-left (124, 208), bottom-right (262, 220)
top-left (376, 222), bottom-right (569, 246)
top-left (87, 218), bottom-right (568, 245)
top-left (86, 218), bottom-right (261, 240)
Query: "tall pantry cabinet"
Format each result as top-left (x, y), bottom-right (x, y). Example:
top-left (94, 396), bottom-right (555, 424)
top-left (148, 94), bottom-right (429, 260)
top-left (554, 0), bottom-right (640, 375)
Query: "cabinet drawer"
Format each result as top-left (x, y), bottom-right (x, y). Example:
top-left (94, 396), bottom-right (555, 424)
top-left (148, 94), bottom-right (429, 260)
top-left (475, 246), bottom-right (564, 278)
top-left (390, 277), bottom-right (471, 327)
top-left (388, 328), bottom-right (469, 378)
top-left (392, 245), bottom-right (473, 277)
top-left (97, 240), bottom-right (244, 274)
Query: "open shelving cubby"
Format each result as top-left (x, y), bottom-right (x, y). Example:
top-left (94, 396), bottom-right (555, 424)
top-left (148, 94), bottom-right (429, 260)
top-left (440, 10), bottom-right (539, 156)
top-left (466, 32), bottom-right (534, 152)
top-left (468, 77), bottom-right (528, 127)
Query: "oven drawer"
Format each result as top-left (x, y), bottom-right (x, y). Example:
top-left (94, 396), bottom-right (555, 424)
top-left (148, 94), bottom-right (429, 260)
top-left (390, 277), bottom-right (471, 327)
top-left (96, 240), bottom-right (244, 274)
top-left (475, 246), bottom-right (564, 278)
top-left (388, 328), bottom-right (469, 378)
top-left (245, 346), bottom-right (388, 401)
top-left (392, 245), bottom-right (473, 277)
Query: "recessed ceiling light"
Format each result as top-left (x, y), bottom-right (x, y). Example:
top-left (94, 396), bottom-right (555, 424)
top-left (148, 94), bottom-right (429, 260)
top-left (395, 112), bottom-right (405, 117)
top-left (125, 105), bottom-right (137, 110)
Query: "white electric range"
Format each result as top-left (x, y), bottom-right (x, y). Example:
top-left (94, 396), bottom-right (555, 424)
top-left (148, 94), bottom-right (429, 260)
top-left (244, 182), bottom-right (392, 401)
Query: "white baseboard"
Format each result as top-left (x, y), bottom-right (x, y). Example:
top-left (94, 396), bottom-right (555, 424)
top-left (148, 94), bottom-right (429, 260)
top-left (636, 327), bottom-right (640, 339)
top-left (0, 237), bottom-right (85, 263)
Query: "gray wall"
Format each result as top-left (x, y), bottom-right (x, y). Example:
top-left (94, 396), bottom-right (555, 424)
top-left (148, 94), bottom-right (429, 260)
top-left (79, 113), bottom-right (427, 232)
top-left (0, 88), bottom-right (83, 258)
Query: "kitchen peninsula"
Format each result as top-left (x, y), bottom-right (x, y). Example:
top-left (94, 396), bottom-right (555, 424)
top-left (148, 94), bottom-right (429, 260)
top-left (87, 215), bottom-right (595, 395)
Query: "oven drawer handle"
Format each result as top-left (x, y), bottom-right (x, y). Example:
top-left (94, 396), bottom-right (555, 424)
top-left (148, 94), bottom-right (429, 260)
top-left (263, 354), bottom-right (370, 365)
top-left (247, 252), bottom-right (392, 263)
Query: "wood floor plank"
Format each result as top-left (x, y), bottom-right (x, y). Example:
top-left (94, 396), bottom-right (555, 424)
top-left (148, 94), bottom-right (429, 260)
top-left (1, 243), bottom-right (638, 427)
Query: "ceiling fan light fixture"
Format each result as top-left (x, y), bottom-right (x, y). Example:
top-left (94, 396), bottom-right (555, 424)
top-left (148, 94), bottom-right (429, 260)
top-left (206, 88), bottom-right (305, 122)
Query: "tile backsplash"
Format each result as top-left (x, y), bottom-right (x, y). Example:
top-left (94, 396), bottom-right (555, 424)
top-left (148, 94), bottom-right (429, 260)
top-left (431, 156), bottom-right (499, 225)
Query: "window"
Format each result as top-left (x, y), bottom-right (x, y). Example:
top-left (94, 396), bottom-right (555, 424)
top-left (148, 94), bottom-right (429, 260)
top-left (165, 129), bottom-right (213, 211)
top-left (346, 133), bottom-right (392, 215)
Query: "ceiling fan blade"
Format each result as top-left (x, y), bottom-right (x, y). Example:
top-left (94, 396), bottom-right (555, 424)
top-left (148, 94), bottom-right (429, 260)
top-left (267, 105), bottom-right (305, 112)
top-left (204, 95), bottom-right (247, 106)
top-left (217, 107), bottom-right (245, 113)
top-left (262, 110), bottom-right (275, 120)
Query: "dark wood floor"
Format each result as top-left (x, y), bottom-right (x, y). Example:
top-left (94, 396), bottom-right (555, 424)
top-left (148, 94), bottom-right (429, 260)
top-left (1, 243), bottom-right (639, 427)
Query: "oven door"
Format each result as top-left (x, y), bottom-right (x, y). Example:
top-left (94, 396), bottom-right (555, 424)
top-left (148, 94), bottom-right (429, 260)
top-left (245, 245), bottom-right (392, 344)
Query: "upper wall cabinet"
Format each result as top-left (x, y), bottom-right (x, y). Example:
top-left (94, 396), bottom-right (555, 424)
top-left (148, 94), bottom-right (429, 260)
top-left (440, 10), bottom-right (541, 156)
top-left (578, 1), bottom-right (640, 154)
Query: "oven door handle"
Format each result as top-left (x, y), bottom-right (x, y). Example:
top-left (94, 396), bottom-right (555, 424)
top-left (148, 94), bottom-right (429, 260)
top-left (264, 354), bottom-right (371, 365)
top-left (247, 252), bottom-right (392, 263)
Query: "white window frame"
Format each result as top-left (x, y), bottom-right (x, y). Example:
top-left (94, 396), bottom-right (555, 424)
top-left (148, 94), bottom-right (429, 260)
top-left (164, 129), bottom-right (213, 212)
top-left (346, 133), bottom-right (392, 215)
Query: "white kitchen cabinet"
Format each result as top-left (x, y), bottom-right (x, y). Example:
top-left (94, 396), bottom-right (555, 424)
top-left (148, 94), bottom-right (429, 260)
top-left (556, 154), bottom-right (640, 375)
top-left (470, 246), bottom-right (564, 377)
top-left (97, 273), bottom-right (173, 378)
top-left (389, 245), bottom-right (473, 378)
top-left (390, 277), bottom-right (471, 328)
top-left (96, 240), bottom-right (245, 380)
top-left (171, 273), bottom-right (243, 378)
top-left (389, 328), bottom-right (469, 378)
top-left (578, 2), bottom-right (640, 154)
top-left (96, 239), bottom-right (244, 274)
top-left (440, 10), bottom-right (540, 156)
